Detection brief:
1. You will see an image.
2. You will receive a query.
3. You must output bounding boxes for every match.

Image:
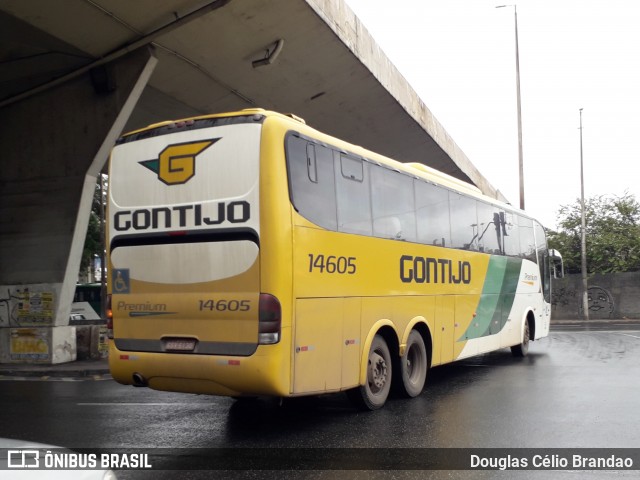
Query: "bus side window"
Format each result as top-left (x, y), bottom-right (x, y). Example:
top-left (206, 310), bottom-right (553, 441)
top-left (371, 165), bottom-right (416, 242)
top-left (503, 212), bottom-right (520, 256)
top-left (336, 154), bottom-right (372, 235)
top-left (449, 192), bottom-right (478, 251)
top-left (415, 180), bottom-right (451, 247)
top-left (534, 221), bottom-right (551, 301)
top-left (518, 216), bottom-right (536, 263)
top-left (285, 135), bottom-right (337, 230)
top-left (476, 202), bottom-right (502, 254)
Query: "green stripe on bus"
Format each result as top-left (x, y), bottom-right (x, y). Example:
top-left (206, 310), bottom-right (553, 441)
top-left (458, 256), bottom-right (522, 341)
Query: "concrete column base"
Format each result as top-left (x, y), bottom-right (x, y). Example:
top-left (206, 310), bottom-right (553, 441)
top-left (0, 326), bottom-right (76, 364)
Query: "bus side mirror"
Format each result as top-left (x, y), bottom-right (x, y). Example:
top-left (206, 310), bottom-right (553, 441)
top-left (549, 249), bottom-right (564, 279)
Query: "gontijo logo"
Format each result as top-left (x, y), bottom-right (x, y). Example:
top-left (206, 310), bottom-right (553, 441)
top-left (139, 138), bottom-right (220, 185)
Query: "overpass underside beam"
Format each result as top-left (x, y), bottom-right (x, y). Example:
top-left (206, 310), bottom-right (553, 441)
top-left (0, 47), bottom-right (157, 364)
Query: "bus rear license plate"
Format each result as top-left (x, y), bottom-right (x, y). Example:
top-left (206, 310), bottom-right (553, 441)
top-left (165, 339), bottom-right (197, 351)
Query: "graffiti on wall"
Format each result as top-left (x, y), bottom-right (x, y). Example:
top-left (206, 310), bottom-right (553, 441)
top-left (551, 285), bottom-right (578, 308)
top-left (552, 273), bottom-right (640, 319)
top-left (552, 284), bottom-right (615, 319)
top-left (583, 286), bottom-right (615, 319)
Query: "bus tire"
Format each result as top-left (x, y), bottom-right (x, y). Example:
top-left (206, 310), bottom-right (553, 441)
top-left (348, 334), bottom-right (392, 410)
top-left (399, 330), bottom-right (427, 397)
top-left (511, 318), bottom-right (530, 357)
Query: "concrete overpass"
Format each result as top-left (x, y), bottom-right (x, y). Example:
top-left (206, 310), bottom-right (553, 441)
top-left (0, 0), bottom-right (504, 362)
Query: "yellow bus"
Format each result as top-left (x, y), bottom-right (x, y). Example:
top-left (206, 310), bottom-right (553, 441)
top-left (107, 109), bottom-right (562, 410)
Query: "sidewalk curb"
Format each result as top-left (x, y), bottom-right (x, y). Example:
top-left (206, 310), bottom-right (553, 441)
top-left (0, 368), bottom-right (110, 378)
top-left (551, 319), bottom-right (640, 328)
top-left (0, 360), bottom-right (109, 378)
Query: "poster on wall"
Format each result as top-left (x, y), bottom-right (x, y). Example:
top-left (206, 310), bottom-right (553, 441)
top-left (99, 325), bottom-right (109, 358)
top-left (9, 328), bottom-right (51, 361)
top-left (17, 289), bottom-right (55, 323)
top-left (0, 285), bottom-right (56, 326)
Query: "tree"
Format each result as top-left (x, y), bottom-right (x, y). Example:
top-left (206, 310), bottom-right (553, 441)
top-left (547, 193), bottom-right (640, 274)
top-left (80, 176), bottom-right (106, 281)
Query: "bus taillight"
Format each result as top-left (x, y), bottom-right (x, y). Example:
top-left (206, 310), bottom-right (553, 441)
top-left (106, 294), bottom-right (114, 339)
top-left (258, 293), bottom-right (281, 345)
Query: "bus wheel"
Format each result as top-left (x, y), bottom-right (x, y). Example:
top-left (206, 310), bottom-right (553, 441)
top-left (511, 318), bottom-right (530, 357)
top-left (348, 334), bottom-right (392, 410)
top-left (400, 330), bottom-right (427, 397)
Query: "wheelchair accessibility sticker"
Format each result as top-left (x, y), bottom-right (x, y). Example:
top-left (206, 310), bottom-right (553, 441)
top-left (113, 269), bottom-right (130, 294)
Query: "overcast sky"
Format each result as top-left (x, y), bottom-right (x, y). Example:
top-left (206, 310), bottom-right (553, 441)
top-left (343, 0), bottom-right (640, 229)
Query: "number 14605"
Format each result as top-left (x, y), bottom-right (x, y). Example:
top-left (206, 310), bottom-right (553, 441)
top-left (308, 254), bottom-right (356, 274)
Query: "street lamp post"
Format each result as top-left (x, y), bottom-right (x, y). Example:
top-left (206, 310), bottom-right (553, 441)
top-left (496, 4), bottom-right (525, 210)
top-left (579, 108), bottom-right (589, 321)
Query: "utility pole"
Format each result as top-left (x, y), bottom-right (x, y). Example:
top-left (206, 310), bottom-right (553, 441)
top-left (496, 4), bottom-right (525, 210)
top-left (579, 108), bottom-right (589, 321)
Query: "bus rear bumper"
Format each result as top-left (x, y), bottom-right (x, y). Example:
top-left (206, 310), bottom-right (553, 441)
top-left (108, 341), bottom-right (289, 397)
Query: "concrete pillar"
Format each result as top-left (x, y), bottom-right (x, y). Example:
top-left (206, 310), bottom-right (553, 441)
top-left (0, 47), bottom-right (157, 363)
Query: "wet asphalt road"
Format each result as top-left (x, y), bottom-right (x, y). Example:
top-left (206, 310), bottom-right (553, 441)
top-left (1, 327), bottom-right (639, 479)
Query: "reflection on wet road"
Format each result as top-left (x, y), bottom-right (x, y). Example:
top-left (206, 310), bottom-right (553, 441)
top-left (1, 329), bottom-right (638, 479)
